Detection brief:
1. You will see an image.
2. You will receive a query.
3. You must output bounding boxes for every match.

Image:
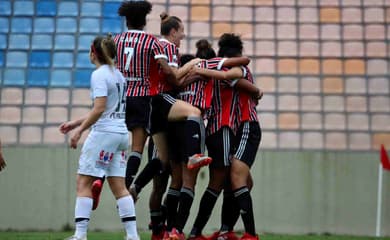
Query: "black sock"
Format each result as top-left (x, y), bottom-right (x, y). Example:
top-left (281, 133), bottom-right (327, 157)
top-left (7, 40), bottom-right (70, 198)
top-left (185, 116), bottom-right (204, 157)
top-left (234, 187), bottom-right (256, 236)
top-left (150, 210), bottom-right (164, 235)
top-left (175, 187), bottom-right (194, 233)
top-left (191, 188), bottom-right (220, 236)
top-left (125, 152), bottom-right (142, 189)
top-left (220, 190), bottom-right (238, 232)
top-left (166, 188), bottom-right (181, 231)
top-left (133, 158), bottom-right (162, 193)
top-left (161, 201), bottom-right (168, 225)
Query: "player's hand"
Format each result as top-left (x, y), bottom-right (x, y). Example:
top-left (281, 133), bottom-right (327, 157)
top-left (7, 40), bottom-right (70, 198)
top-left (70, 130), bottom-right (82, 149)
top-left (188, 58), bottom-right (202, 66)
top-left (59, 121), bottom-right (76, 134)
top-left (0, 153), bottom-right (6, 172)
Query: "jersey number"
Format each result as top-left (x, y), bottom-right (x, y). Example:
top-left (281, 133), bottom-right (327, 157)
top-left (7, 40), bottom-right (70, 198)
top-left (124, 47), bottom-right (134, 71)
top-left (116, 82), bottom-right (127, 113)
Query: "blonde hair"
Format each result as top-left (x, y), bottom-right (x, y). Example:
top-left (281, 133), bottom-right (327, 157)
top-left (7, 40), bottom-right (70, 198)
top-left (91, 33), bottom-right (116, 66)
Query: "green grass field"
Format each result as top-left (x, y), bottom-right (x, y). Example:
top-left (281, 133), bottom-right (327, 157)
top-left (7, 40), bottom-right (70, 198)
top-left (0, 232), bottom-right (389, 240)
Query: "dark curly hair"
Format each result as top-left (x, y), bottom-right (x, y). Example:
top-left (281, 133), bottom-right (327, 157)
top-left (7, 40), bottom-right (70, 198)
top-left (217, 33), bottom-right (243, 57)
top-left (118, 1), bottom-right (152, 30)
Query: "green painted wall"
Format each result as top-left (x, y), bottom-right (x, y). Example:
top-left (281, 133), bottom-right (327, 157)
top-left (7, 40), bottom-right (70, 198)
top-left (0, 147), bottom-right (389, 236)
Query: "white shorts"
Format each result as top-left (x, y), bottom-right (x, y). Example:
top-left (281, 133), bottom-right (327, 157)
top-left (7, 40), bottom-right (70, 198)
top-left (78, 130), bottom-right (129, 178)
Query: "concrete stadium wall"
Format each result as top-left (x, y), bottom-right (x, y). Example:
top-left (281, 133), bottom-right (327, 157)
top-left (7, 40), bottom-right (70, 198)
top-left (0, 146), bottom-right (389, 237)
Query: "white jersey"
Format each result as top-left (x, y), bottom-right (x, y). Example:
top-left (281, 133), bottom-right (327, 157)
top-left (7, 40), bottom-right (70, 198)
top-left (90, 64), bottom-right (127, 133)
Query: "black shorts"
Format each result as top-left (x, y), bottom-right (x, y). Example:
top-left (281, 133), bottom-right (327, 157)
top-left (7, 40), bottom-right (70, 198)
top-left (125, 96), bottom-right (152, 132)
top-left (167, 121), bottom-right (186, 163)
top-left (150, 93), bottom-right (177, 135)
top-left (206, 127), bottom-right (235, 169)
top-left (233, 121), bottom-right (261, 168)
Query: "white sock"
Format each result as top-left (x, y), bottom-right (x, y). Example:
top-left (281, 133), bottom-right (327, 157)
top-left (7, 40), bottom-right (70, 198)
top-left (117, 195), bottom-right (138, 239)
top-left (74, 197), bottom-right (93, 238)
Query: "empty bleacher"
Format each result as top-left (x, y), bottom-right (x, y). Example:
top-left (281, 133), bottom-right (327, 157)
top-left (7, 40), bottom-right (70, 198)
top-left (0, 0), bottom-right (389, 149)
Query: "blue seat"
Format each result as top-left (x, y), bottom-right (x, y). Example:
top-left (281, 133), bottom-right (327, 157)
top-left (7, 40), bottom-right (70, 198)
top-left (27, 69), bottom-right (49, 87)
top-left (56, 18), bottom-right (77, 33)
top-left (50, 69), bottom-right (72, 87)
top-left (36, 1), bottom-right (57, 16)
top-left (103, 2), bottom-right (121, 18)
top-left (81, 2), bottom-right (101, 17)
top-left (102, 18), bottom-right (122, 34)
top-left (76, 52), bottom-right (92, 68)
top-left (78, 34), bottom-right (94, 51)
top-left (54, 34), bottom-right (75, 50)
top-left (53, 52), bottom-right (73, 68)
top-left (34, 18), bottom-right (54, 33)
top-left (79, 18), bottom-right (100, 33)
top-left (0, 1), bottom-right (11, 16)
top-left (3, 68), bottom-right (25, 86)
top-left (11, 18), bottom-right (32, 33)
top-left (14, 1), bottom-right (34, 16)
top-left (0, 18), bottom-right (8, 33)
top-left (57, 2), bottom-right (78, 17)
top-left (6, 51), bottom-right (27, 67)
top-left (0, 50), bottom-right (3, 67)
top-left (8, 34), bottom-right (30, 50)
top-left (31, 34), bottom-right (52, 50)
top-left (0, 34), bottom-right (7, 49)
top-left (30, 51), bottom-right (51, 68)
top-left (74, 69), bottom-right (92, 88)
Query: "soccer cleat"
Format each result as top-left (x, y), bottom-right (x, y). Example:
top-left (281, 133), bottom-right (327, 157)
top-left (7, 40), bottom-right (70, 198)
top-left (166, 228), bottom-right (185, 240)
top-left (187, 154), bottom-right (212, 170)
top-left (239, 233), bottom-right (259, 240)
top-left (129, 184), bottom-right (139, 203)
top-left (64, 235), bottom-right (87, 240)
top-left (219, 231), bottom-right (239, 240)
top-left (151, 230), bottom-right (166, 240)
top-left (187, 235), bottom-right (209, 240)
top-left (91, 179), bottom-right (103, 210)
top-left (206, 231), bottom-right (220, 240)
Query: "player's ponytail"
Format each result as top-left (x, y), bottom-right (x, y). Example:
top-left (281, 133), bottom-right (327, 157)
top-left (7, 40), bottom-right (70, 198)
top-left (101, 33), bottom-right (116, 66)
top-left (195, 39), bottom-right (216, 59)
top-left (160, 12), bottom-right (182, 36)
top-left (91, 34), bottom-right (116, 66)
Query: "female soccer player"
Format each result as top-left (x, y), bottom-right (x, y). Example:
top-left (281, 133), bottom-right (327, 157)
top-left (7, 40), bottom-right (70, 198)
top-left (114, 0), bottom-right (176, 191)
top-left (206, 34), bottom-right (262, 240)
top-left (60, 34), bottom-right (138, 240)
top-left (165, 39), bottom-right (255, 240)
top-left (186, 34), bottom-right (262, 240)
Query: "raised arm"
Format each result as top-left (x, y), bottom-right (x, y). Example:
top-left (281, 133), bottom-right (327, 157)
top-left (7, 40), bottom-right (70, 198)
top-left (221, 56), bottom-right (250, 68)
top-left (172, 58), bottom-right (201, 82)
top-left (192, 66), bottom-right (243, 81)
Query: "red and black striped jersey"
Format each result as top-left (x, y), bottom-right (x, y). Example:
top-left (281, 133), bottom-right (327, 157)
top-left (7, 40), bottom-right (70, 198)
top-left (158, 38), bottom-right (179, 93)
top-left (206, 74), bottom-right (239, 136)
top-left (114, 30), bottom-right (167, 97)
top-left (178, 58), bottom-right (224, 113)
top-left (236, 66), bottom-right (258, 124)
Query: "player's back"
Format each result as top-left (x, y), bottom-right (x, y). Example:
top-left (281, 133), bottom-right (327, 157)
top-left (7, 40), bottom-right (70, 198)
top-left (114, 30), bottom-right (165, 96)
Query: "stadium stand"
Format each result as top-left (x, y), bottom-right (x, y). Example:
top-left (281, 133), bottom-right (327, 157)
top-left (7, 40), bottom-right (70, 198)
top-left (0, 0), bottom-right (388, 149)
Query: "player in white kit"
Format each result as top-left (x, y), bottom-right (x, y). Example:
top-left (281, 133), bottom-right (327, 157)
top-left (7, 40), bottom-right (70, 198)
top-left (59, 34), bottom-right (138, 240)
